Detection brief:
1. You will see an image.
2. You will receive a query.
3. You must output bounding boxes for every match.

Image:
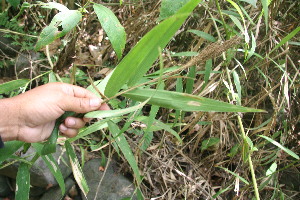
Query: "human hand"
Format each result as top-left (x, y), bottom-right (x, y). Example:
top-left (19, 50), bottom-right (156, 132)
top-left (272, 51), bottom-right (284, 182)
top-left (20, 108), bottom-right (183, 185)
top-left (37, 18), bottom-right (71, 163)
top-left (0, 82), bottom-right (110, 143)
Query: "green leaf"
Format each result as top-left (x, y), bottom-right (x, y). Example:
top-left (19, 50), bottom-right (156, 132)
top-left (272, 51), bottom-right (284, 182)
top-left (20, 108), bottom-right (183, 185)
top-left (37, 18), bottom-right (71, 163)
top-left (159, 0), bottom-right (190, 20)
top-left (186, 66), bottom-right (195, 94)
top-left (219, 167), bottom-right (250, 185)
top-left (35, 25), bottom-right (58, 51)
top-left (226, 0), bottom-right (249, 43)
top-left (32, 143), bottom-right (65, 195)
top-left (187, 29), bottom-right (216, 42)
top-left (68, 118), bottom-right (117, 142)
top-left (266, 162), bottom-right (277, 176)
top-left (35, 10), bottom-right (82, 50)
top-left (0, 79), bottom-right (29, 94)
top-left (201, 59), bottom-right (212, 92)
top-left (65, 141), bottom-right (89, 197)
top-left (41, 2), bottom-right (69, 12)
top-left (0, 141), bottom-right (24, 164)
top-left (201, 137), bottom-right (220, 151)
top-left (239, 0), bottom-right (257, 8)
top-left (6, 0), bottom-right (21, 8)
top-left (93, 3), bottom-right (126, 59)
top-left (136, 116), bottom-right (183, 144)
top-left (228, 15), bottom-right (244, 33)
top-left (85, 99), bottom-right (149, 118)
top-left (232, 70), bottom-right (241, 105)
top-left (123, 88), bottom-right (265, 112)
top-left (41, 119), bottom-right (60, 155)
top-left (108, 121), bottom-right (142, 184)
top-left (171, 51), bottom-right (199, 57)
top-left (227, 144), bottom-right (240, 157)
top-left (258, 135), bottom-right (299, 160)
top-left (261, 0), bottom-right (269, 33)
top-left (15, 162), bottom-right (30, 200)
top-left (269, 26), bottom-right (300, 55)
top-left (104, 0), bottom-right (202, 97)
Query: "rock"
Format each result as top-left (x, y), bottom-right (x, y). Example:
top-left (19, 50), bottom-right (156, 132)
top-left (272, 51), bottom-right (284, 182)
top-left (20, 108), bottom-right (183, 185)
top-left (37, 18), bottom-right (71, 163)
top-left (40, 178), bottom-right (75, 200)
top-left (10, 179), bottom-right (46, 197)
top-left (81, 159), bottom-right (136, 200)
top-left (0, 175), bottom-right (12, 197)
top-left (0, 145), bottom-right (72, 188)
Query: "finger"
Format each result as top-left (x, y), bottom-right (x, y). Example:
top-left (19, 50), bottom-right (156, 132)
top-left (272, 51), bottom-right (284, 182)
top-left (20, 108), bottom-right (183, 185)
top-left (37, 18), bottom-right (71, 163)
top-left (61, 96), bottom-right (102, 113)
top-left (61, 84), bottom-right (99, 99)
top-left (83, 117), bottom-right (92, 123)
top-left (59, 124), bottom-right (79, 138)
top-left (64, 117), bottom-right (86, 129)
top-left (100, 103), bottom-right (111, 110)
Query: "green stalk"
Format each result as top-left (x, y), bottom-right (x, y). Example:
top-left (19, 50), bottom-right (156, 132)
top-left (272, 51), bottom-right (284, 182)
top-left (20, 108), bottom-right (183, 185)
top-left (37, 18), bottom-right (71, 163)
top-left (226, 67), bottom-right (260, 199)
top-left (237, 117), bottom-right (260, 200)
top-left (215, 0), bottom-right (230, 38)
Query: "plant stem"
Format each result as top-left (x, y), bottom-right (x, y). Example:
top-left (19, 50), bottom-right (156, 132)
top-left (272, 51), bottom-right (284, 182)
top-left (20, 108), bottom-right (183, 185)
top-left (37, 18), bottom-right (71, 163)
top-left (215, 0), bottom-right (230, 38)
top-left (226, 67), bottom-right (260, 200)
top-left (237, 113), bottom-right (260, 200)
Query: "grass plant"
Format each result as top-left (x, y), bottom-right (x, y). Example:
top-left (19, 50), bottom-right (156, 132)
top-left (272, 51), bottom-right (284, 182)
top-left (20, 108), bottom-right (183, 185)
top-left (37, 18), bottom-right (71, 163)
top-left (0, 0), bottom-right (299, 199)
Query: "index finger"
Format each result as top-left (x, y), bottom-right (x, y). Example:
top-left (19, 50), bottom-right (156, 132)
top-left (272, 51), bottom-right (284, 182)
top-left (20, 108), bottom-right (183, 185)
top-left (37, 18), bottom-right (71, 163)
top-left (61, 84), bottom-right (99, 99)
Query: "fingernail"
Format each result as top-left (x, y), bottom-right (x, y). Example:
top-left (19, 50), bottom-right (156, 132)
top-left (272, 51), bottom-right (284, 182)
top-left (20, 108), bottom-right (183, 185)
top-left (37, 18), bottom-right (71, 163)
top-left (60, 124), bottom-right (68, 131)
top-left (67, 118), bottom-right (76, 126)
top-left (90, 98), bottom-right (101, 107)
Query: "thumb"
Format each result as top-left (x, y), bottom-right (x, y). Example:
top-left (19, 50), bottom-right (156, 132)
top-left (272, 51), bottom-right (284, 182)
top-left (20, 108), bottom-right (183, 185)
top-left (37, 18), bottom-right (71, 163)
top-left (61, 97), bottom-right (102, 113)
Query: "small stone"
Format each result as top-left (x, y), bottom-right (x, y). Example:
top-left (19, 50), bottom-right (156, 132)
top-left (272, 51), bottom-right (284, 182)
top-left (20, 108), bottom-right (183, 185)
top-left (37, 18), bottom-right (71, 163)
top-left (39, 178), bottom-right (75, 200)
top-left (68, 185), bottom-right (78, 198)
top-left (81, 159), bottom-right (136, 200)
top-left (0, 145), bottom-right (72, 188)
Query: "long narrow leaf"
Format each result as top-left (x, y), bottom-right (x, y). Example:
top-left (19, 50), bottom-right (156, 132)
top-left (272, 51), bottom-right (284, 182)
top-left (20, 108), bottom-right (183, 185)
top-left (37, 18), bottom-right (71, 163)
top-left (65, 141), bottom-right (89, 196)
top-left (32, 143), bottom-right (65, 195)
top-left (104, 0), bottom-right (202, 97)
top-left (258, 135), bottom-right (299, 160)
top-left (85, 99), bottom-right (149, 119)
top-left (123, 88), bottom-right (264, 112)
top-left (0, 141), bottom-right (24, 164)
top-left (0, 79), bottom-right (29, 94)
top-left (261, 0), bottom-right (269, 33)
top-left (219, 167), bottom-right (249, 185)
top-left (159, 0), bottom-right (190, 20)
top-left (68, 118), bottom-right (120, 142)
top-left (136, 116), bottom-right (183, 144)
top-left (269, 26), bottom-right (300, 55)
top-left (15, 162), bottom-right (30, 200)
top-left (108, 121), bottom-right (142, 184)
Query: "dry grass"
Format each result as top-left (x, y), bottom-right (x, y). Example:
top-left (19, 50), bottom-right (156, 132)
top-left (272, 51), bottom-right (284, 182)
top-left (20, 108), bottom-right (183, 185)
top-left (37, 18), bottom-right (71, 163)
top-left (1, 0), bottom-right (299, 199)
top-left (105, 1), bottom-right (300, 199)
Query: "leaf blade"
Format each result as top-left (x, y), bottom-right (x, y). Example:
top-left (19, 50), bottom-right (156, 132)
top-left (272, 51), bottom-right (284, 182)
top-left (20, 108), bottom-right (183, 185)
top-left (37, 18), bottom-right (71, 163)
top-left (0, 79), bottom-right (29, 94)
top-left (123, 88), bottom-right (264, 113)
top-left (159, 0), bottom-right (190, 20)
top-left (84, 99), bottom-right (148, 118)
top-left (65, 141), bottom-right (89, 196)
top-left (93, 3), bottom-right (126, 59)
top-left (15, 162), bottom-right (30, 200)
top-left (104, 0), bottom-right (202, 97)
top-left (108, 121), bottom-right (142, 184)
top-left (258, 135), bottom-right (299, 160)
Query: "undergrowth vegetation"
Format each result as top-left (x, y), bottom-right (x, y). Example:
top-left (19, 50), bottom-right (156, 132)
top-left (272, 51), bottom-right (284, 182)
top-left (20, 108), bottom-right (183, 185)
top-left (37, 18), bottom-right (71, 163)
top-left (0, 0), bottom-right (299, 199)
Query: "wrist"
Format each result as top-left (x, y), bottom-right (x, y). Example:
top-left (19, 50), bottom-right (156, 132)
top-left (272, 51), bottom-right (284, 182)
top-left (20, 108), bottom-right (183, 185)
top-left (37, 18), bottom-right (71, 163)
top-left (0, 98), bottom-right (19, 141)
